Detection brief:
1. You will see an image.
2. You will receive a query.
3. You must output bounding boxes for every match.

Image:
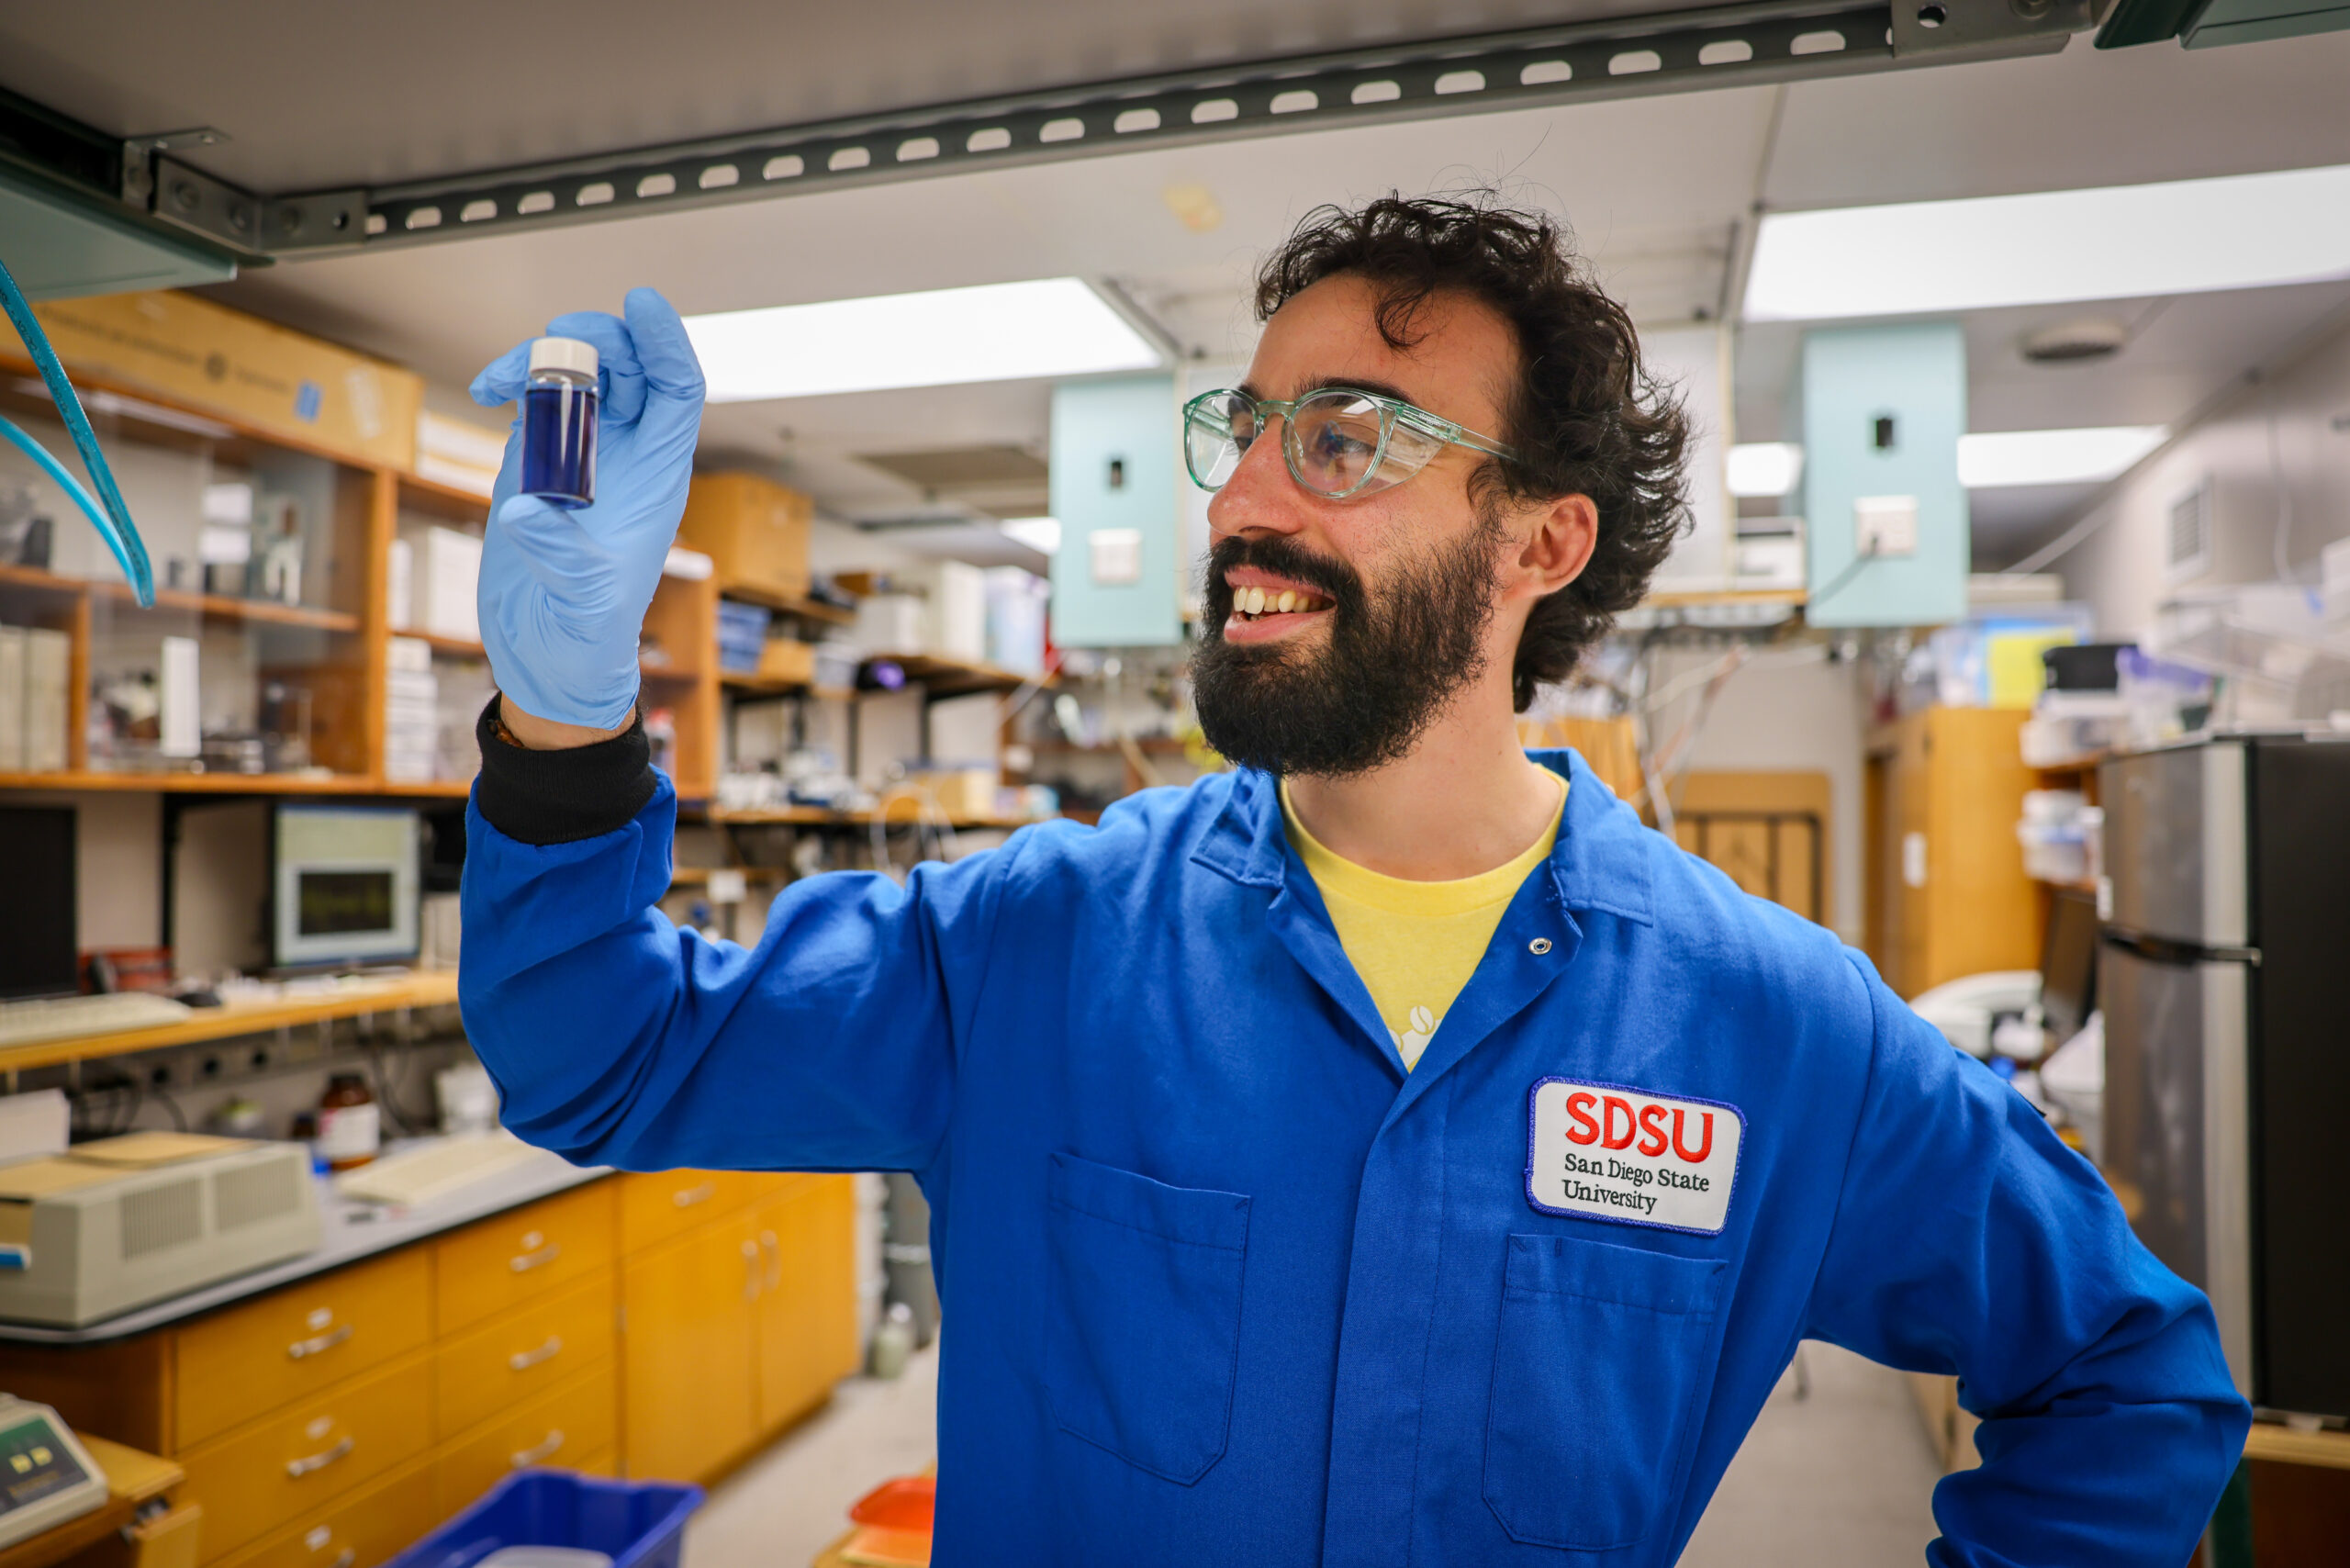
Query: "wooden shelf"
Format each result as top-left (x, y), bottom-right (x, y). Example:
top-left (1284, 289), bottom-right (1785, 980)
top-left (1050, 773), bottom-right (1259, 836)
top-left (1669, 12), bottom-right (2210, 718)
top-left (396, 471), bottom-right (495, 521)
top-left (708, 803), bottom-right (1045, 831)
top-left (0, 768), bottom-right (388, 794)
top-left (717, 582), bottom-right (856, 626)
top-left (404, 629), bottom-right (487, 657)
top-left (865, 652), bottom-right (1048, 697)
top-left (2034, 875), bottom-right (2098, 895)
top-left (1640, 587), bottom-right (1808, 610)
top-left (0, 565), bottom-right (360, 633)
top-left (1028, 737), bottom-right (1190, 756)
top-left (668, 865), bottom-right (789, 885)
top-left (0, 970), bottom-right (461, 1073)
top-left (2245, 1422), bottom-right (2350, 1471)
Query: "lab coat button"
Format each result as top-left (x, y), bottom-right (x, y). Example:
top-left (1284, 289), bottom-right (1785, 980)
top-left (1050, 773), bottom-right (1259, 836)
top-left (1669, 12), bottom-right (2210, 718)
top-left (1529, 937), bottom-right (1553, 955)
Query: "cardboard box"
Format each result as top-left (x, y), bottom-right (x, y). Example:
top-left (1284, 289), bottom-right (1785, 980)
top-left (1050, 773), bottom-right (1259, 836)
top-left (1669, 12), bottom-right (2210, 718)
top-left (908, 767), bottom-right (1002, 821)
top-left (756, 637), bottom-right (817, 687)
top-left (415, 409), bottom-right (507, 497)
top-left (677, 472), bottom-right (811, 600)
top-left (23, 290), bottom-right (423, 469)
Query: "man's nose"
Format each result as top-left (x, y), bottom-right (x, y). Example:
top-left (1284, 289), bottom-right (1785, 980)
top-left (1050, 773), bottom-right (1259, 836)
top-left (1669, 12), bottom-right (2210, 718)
top-left (1206, 424), bottom-right (1305, 542)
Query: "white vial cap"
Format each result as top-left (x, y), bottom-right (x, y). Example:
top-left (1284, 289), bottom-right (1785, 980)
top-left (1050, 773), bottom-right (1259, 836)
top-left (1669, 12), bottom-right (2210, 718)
top-left (528, 336), bottom-right (599, 378)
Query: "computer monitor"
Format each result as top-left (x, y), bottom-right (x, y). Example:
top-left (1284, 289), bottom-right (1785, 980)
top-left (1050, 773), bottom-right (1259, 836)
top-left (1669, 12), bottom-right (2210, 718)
top-left (0, 806), bottom-right (76, 1000)
top-left (272, 803), bottom-right (420, 970)
top-left (2041, 889), bottom-right (2099, 1042)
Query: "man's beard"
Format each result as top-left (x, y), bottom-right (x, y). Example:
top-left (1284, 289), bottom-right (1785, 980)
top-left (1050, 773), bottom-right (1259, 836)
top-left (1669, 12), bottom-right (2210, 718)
top-left (1190, 519), bottom-right (1503, 778)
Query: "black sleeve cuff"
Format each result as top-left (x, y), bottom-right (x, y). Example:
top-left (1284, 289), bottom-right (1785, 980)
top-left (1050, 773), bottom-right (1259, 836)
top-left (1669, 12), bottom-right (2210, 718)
top-left (475, 697), bottom-right (658, 846)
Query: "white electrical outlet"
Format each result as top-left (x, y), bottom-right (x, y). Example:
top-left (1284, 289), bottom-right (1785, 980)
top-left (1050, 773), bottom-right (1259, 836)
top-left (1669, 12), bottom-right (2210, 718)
top-left (1090, 527), bottom-right (1143, 586)
top-left (1853, 495), bottom-right (1919, 557)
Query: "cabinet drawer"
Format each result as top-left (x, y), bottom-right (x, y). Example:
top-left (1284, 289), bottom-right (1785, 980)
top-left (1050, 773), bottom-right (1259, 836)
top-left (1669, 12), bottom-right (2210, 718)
top-left (434, 1182), bottom-right (615, 1334)
top-left (208, 1458), bottom-right (434, 1568)
top-left (617, 1170), bottom-right (767, 1253)
top-left (176, 1249), bottom-right (432, 1450)
top-left (178, 1352), bottom-right (431, 1562)
top-left (431, 1360), bottom-right (617, 1520)
top-left (433, 1271), bottom-right (615, 1440)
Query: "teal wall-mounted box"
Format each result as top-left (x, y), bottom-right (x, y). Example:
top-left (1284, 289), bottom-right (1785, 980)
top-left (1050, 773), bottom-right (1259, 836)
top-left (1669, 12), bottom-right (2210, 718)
top-left (0, 165), bottom-right (237, 301)
top-left (1048, 375), bottom-right (1184, 648)
top-left (1799, 323), bottom-right (1970, 628)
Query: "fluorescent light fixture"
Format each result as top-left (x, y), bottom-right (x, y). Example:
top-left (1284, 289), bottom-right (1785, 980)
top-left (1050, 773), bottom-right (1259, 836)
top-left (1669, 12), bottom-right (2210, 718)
top-left (1956, 426), bottom-right (2167, 488)
top-left (1726, 442), bottom-right (1805, 498)
top-left (999, 515), bottom-right (1062, 554)
top-left (685, 278), bottom-right (1160, 401)
top-left (1745, 162), bottom-right (2350, 320)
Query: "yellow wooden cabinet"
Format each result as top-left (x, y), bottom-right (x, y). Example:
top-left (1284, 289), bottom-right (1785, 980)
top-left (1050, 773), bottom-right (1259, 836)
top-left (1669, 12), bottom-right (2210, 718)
top-left (619, 1212), bottom-right (761, 1482)
top-left (431, 1360), bottom-right (618, 1518)
top-left (174, 1249), bottom-right (432, 1452)
top-left (174, 1351), bottom-right (434, 1559)
top-left (1863, 707), bottom-right (2043, 999)
top-left (433, 1182), bottom-right (616, 1335)
top-left (0, 1170), bottom-right (858, 1565)
top-left (432, 1273), bottom-right (616, 1442)
top-left (753, 1178), bottom-right (861, 1433)
top-left (208, 1458), bottom-right (437, 1568)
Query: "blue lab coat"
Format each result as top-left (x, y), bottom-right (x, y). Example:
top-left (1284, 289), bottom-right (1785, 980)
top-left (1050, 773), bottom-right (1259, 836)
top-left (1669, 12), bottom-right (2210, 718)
top-left (461, 749), bottom-right (2248, 1565)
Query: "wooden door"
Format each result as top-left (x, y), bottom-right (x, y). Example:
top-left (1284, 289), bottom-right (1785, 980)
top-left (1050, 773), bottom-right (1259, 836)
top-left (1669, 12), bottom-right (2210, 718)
top-left (751, 1177), bottom-right (860, 1434)
top-left (620, 1217), bottom-right (758, 1481)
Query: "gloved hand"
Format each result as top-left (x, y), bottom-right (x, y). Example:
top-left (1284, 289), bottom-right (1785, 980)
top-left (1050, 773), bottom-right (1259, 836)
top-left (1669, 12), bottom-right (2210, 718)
top-left (470, 286), bottom-right (704, 731)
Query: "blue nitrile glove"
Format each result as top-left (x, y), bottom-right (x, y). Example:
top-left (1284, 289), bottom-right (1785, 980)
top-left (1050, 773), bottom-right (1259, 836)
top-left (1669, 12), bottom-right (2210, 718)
top-left (469, 286), bottom-right (704, 731)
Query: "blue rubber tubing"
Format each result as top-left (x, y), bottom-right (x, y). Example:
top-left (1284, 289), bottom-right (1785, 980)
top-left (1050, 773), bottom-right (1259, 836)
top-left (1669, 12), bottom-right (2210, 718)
top-left (0, 252), bottom-right (154, 604)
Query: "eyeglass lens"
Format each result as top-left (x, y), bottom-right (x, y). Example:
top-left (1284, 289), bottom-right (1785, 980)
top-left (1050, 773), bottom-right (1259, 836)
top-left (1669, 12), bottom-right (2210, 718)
top-left (1187, 389), bottom-right (1454, 498)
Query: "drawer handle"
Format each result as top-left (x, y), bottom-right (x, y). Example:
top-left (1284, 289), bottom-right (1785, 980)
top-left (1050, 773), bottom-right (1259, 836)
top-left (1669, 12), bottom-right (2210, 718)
top-left (327, 1552), bottom-right (355, 1568)
top-left (285, 1435), bottom-right (353, 1478)
top-left (742, 1238), bottom-right (761, 1301)
top-left (287, 1324), bottom-right (353, 1361)
top-left (672, 1182), bottom-right (716, 1208)
top-left (509, 1335), bottom-right (564, 1372)
top-left (509, 1242), bottom-right (563, 1273)
top-left (511, 1428), bottom-right (565, 1467)
top-left (760, 1229), bottom-right (781, 1292)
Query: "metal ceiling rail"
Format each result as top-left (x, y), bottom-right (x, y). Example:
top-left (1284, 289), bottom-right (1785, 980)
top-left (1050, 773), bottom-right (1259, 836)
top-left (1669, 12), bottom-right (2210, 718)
top-left (1, 0), bottom-right (2084, 263)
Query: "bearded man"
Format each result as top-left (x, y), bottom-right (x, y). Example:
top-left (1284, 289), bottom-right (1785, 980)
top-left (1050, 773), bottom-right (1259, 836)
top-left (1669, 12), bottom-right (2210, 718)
top-left (460, 196), bottom-right (2245, 1567)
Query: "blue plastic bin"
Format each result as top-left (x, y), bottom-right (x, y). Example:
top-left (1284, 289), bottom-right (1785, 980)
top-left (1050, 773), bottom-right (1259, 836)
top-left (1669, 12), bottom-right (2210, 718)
top-left (384, 1470), bottom-right (702, 1568)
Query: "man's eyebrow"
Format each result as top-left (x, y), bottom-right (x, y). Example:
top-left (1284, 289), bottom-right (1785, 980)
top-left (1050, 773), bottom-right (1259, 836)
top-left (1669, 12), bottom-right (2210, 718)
top-left (1234, 375), bottom-right (1424, 408)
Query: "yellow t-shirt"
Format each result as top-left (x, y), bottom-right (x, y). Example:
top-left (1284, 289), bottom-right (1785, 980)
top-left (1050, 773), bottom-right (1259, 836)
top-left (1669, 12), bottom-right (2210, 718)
top-left (1282, 774), bottom-right (1564, 1070)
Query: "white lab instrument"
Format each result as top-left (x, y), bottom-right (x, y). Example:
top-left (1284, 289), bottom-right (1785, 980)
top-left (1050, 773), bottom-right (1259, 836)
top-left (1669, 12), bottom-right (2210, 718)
top-left (0, 1394), bottom-right (108, 1546)
top-left (1907, 970), bottom-right (2042, 1059)
top-left (0, 1135), bottom-right (320, 1327)
top-left (334, 1133), bottom-right (542, 1208)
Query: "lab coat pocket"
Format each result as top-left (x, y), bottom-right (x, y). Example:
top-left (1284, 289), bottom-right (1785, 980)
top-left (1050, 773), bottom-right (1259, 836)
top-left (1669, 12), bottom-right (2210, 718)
top-left (1483, 1233), bottom-right (1726, 1552)
top-left (1045, 1151), bottom-right (1251, 1484)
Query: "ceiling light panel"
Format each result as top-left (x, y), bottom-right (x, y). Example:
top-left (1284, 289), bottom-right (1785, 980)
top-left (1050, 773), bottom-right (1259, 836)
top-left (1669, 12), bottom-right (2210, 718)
top-left (1955, 426), bottom-right (2167, 488)
top-left (1744, 162), bottom-right (2350, 321)
top-left (686, 277), bottom-right (1160, 402)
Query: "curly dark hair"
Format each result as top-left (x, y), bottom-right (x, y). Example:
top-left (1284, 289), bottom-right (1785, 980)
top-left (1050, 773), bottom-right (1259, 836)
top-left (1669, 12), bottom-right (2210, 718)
top-left (1254, 193), bottom-right (1691, 710)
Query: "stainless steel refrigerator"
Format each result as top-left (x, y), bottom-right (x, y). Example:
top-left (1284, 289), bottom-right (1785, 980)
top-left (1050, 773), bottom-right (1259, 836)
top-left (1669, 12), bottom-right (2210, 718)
top-left (2099, 733), bottom-right (2350, 1417)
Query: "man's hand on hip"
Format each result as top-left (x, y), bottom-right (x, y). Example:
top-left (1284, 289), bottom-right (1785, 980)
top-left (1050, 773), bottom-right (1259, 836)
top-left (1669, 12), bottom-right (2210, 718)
top-left (470, 286), bottom-right (705, 734)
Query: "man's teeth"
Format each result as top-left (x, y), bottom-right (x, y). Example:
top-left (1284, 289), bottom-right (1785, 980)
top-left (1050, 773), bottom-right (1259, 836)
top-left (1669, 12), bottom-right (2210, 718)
top-left (1233, 585), bottom-right (1325, 619)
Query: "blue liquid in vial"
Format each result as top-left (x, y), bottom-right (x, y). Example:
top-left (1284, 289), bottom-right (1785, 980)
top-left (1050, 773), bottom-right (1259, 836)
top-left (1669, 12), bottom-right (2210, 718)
top-left (520, 382), bottom-right (597, 508)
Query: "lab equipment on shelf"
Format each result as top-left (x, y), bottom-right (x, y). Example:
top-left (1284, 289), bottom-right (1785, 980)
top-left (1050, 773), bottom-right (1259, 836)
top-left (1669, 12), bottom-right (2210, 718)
top-left (0, 991), bottom-right (192, 1049)
top-left (521, 336), bottom-right (599, 508)
top-left (0, 1133), bottom-right (321, 1327)
top-left (333, 1132), bottom-right (545, 1208)
top-left (0, 1394), bottom-right (109, 1546)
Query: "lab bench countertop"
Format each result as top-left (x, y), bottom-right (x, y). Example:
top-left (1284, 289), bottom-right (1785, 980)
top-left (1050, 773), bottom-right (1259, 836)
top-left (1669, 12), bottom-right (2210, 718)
top-left (0, 1145), bottom-right (610, 1347)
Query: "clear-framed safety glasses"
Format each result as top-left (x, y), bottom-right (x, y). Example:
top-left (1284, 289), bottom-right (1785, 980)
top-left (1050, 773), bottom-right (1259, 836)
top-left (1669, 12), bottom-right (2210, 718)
top-left (1182, 386), bottom-right (1520, 501)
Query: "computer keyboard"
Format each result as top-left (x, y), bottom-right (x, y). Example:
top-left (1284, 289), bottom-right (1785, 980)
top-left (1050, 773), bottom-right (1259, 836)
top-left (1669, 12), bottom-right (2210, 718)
top-left (0, 991), bottom-right (193, 1047)
top-left (335, 1133), bottom-right (543, 1207)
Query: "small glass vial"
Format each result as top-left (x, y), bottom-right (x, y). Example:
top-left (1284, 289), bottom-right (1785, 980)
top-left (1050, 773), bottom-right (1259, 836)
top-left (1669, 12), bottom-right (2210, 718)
top-left (520, 336), bottom-right (599, 508)
top-left (316, 1071), bottom-right (380, 1172)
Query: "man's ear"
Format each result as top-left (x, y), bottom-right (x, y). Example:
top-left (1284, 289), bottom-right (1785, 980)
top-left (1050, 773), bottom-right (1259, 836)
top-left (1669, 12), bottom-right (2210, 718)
top-left (1512, 492), bottom-right (1598, 602)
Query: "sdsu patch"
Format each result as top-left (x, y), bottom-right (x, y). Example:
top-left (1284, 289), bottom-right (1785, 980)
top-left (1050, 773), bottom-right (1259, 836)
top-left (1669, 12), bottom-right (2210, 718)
top-left (1526, 1078), bottom-right (1744, 1237)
